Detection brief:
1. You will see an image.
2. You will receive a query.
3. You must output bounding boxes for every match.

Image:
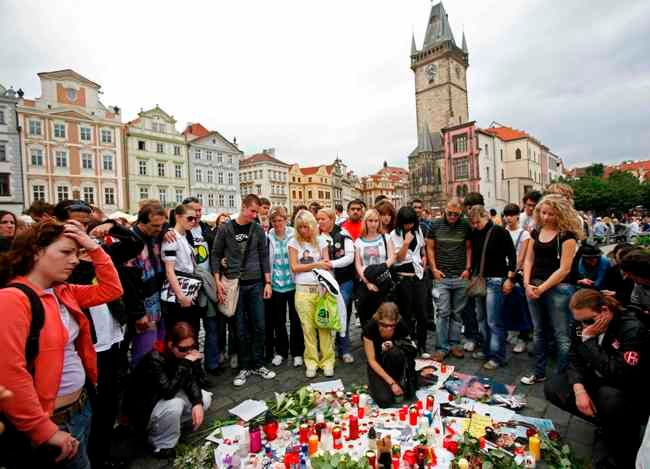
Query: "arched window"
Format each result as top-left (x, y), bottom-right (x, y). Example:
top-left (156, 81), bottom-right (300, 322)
top-left (456, 185), bottom-right (462, 196)
top-left (515, 148), bottom-right (522, 160)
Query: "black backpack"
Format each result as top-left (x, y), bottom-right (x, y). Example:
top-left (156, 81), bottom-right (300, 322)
top-left (5, 283), bottom-right (45, 372)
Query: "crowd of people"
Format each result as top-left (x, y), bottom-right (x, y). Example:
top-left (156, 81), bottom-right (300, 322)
top-left (0, 182), bottom-right (648, 468)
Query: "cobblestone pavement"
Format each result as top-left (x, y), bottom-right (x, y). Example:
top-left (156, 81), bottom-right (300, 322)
top-left (132, 319), bottom-right (597, 468)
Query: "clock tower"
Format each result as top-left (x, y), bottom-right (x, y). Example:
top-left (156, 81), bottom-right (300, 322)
top-left (408, 2), bottom-right (469, 207)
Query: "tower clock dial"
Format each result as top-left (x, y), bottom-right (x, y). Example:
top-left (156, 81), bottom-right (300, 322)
top-left (425, 64), bottom-right (437, 81)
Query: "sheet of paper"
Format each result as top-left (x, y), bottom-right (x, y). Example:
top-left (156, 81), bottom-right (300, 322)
top-left (414, 360), bottom-right (455, 388)
top-left (308, 379), bottom-right (344, 394)
top-left (213, 443), bottom-right (238, 466)
top-left (468, 413), bottom-right (493, 438)
top-left (228, 399), bottom-right (268, 421)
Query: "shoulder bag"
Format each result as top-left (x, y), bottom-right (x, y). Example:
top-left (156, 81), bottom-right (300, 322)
top-left (161, 236), bottom-right (204, 304)
top-left (466, 226), bottom-right (495, 298)
top-left (217, 223), bottom-right (254, 317)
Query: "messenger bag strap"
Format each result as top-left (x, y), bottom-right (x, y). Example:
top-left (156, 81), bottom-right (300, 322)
top-left (478, 226), bottom-right (495, 277)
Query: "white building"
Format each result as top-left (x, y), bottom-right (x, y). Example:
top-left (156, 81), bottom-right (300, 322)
top-left (183, 123), bottom-right (242, 214)
top-left (547, 151), bottom-right (564, 184)
top-left (239, 148), bottom-right (290, 209)
top-left (0, 84), bottom-right (24, 213)
top-left (476, 129), bottom-right (507, 211)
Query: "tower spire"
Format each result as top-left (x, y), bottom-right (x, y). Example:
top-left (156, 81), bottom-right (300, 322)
top-left (411, 32), bottom-right (418, 55)
top-left (462, 31), bottom-right (468, 53)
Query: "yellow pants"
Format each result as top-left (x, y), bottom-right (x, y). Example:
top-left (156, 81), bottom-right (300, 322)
top-left (295, 286), bottom-right (335, 371)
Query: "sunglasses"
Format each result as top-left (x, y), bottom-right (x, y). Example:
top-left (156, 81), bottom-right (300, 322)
top-left (378, 322), bottom-right (396, 329)
top-left (176, 343), bottom-right (196, 353)
top-left (186, 216), bottom-right (197, 222)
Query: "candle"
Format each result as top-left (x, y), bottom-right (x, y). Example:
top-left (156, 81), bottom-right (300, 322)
top-left (308, 434), bottom-right (319, 455)
top-left (299, 424), bottom-right (310, 444)
top-left (366, 450), bottom-right (376, 469)
top-left (358, 404), bottom-right (366, 419)
top-left (349, 415), bottom-right (359, 440)
top-left (352, 393), bottom-right (360, 406)
top-left (416, 399), bottom-right (423, 412)
top-left (529, 435), bottom-right (541, 461)
top-left (332, 426), bottom-right (343, 450)
top-left (249, 425), bottom-right (262, 453)
top-left (391, 455), bottom-right (400, 469)
top-left (409, 406), bottom-right (418, 426)
top-left (458, 458), bottom-right (469, 469)
top-left (426, 395), bottom-right (434, 411)
top-left (263, 420), bottom-right (279, 442)
top-left (398, 407), bottom-right (407, 422)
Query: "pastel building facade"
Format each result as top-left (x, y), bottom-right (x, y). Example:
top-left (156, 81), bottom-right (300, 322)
top-left (0, 84), bottom-right (24, 212)
top-left (17, 70), bottom-right (125, 210)
top-left (239, 149), bottom-right (290, 210)
top-left (183, 123), bottom-right (242, 213)
top-left (124, 106), bottom-right (189, 211)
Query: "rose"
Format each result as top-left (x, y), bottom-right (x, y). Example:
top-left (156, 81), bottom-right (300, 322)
top-left (547, 430), bottom-right (561, 442)
top-left (526, 428), bottom-right (538, 438)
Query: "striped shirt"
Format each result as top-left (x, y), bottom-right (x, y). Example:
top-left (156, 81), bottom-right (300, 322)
top-left (427, 217), bottom-right (471, 277)
top-left (270, 232), bottom-right (295, 292)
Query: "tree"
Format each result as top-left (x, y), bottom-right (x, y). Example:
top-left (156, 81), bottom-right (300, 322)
top-left (585, 163), bottom-right (605, 177)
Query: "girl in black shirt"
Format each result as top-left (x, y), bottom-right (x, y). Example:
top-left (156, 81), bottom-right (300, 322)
top-left (522, 195), bottom-right (583, 385)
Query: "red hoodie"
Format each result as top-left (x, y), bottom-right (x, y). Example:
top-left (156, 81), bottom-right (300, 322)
top-left (0, 248), bottom-right (123, 445)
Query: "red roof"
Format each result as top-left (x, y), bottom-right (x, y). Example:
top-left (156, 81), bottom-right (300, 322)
top-left (483, 126), bottom-right (529, 142)
top-left (605, 160), bottom-right (650, 179)
top-left (182, 123), bottom-right (210, 138)
top-left (241, 152), bottom-right (289, 167)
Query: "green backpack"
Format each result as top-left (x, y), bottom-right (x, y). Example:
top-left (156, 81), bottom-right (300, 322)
top-left (314, 292), bottom-right (341, 331)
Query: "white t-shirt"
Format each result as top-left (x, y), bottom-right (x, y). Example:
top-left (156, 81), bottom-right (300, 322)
top-left (520, 212), bottom-right (535, 232)
top-left (288, 237), bottom-right (327, 285)
top-left (506, 227), bottom-right (531, 259)
top-left (161, 229), bottom-right (196, 274)
top-left (390, 228), bottom-right (425, 279)
top-left (355, 235), bottom-right (388, 270)
top-left (90, 303), bottom-right (125, 352)
top-left (190, 226), bottom-right (210, 271)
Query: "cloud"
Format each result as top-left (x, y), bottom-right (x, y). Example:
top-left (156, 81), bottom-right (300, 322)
top-left (0, 0), bottom-right (647, 174)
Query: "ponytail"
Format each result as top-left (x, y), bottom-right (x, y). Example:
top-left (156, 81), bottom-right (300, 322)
top-left (569, 288), bottom-right (620, 314)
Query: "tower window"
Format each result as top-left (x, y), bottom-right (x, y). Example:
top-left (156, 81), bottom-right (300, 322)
top-left (453, 134), bottom-right (468, 153)
top-left (515, 148), bottom-right (522, 160)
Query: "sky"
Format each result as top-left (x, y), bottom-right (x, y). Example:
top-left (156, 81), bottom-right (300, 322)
top-left (1, 0), bottom-right (649, 176)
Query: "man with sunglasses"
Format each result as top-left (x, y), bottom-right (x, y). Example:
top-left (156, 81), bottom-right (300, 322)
top-left (427, 197), bottom-right (472, 362)
top-left (125, 322), bottom-right (212, 460)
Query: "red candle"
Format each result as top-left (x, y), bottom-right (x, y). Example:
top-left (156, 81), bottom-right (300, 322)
top-left (349, 415), bottom-right (359, 440)
top-left (263, 420), bottom-right (279, 441)
top-left (357, 405), bottom-right (366, 419)
top-left (416, 399), bottom-right (423, 411)
top-left (426, 395), bottom-right (434, 412)
top-left (441, 363), bottom-right (447, 373)
top-left (351, 393), bottom-right (360, 406)
top-left (409, 406), bottom-right (418, 426)
top-left (366, 450), bottom-right (376, 469)
top-left (392, 455), bottom-right (400, 469)
top-left (398, 408), bottom-right (407, 422)
top-left (299, 423), bottom-right (309, 444)
top-left (332, 426), bottom-right (343, 450)
top-left (403, 449), bottom-right (417, 466)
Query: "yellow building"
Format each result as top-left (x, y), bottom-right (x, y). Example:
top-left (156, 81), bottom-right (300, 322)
top-left (289, 163), bottom-right (333, 209)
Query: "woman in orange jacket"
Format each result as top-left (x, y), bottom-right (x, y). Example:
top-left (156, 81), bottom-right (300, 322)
top-left (0, 220), bottom-right (123, 468)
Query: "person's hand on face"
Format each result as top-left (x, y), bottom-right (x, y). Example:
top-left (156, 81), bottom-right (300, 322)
top-left (89, 222), bottom-right (113, 240)
top-left (404, 231), bottom-right (415, 244)
top-left (63, 221), bottom-right (99, 251)
top-left (581, 310), bottom-right (612, 338)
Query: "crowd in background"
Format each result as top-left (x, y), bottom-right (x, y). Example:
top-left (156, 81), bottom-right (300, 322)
top-left (0, 181), bottom-right (648, 468)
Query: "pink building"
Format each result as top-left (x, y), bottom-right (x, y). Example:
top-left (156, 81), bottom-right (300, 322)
top-left (442, 121), bottom-right (480, 198)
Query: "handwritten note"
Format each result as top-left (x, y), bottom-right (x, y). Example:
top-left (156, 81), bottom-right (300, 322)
top-left (228, 399), bottom-right (268, 421)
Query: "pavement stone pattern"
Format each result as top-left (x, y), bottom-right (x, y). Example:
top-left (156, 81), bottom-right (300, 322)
top-left (132, 320), bottom-right (596, 468)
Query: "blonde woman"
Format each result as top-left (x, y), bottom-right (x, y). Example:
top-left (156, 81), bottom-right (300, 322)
top-left (521, 194), bottom-right (584, 385)
top-left (355, 209), bottom-right (396, 326)
top-left (288, 210), bottom-right (334, 378)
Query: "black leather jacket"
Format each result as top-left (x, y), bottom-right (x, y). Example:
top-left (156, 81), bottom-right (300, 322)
top-left (567, 309), bottom-right (648, 390)
top-left (124, 350), bottom-right (203, 431)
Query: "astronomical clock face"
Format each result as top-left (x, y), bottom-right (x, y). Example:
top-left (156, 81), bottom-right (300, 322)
top-left (65, 88), bottom-right (77, 102)
top-left (425, 63), bottom-right (437, 81)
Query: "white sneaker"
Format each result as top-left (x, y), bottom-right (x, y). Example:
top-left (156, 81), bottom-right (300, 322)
top-left (472, 351), bottom-right (485, 360)
top-left (293, 356), bottom-right (304, 367)
top-left (305, 368), bottom-right (317, 378)
top-left (342, 353), bottom-right (354, 364)
top-left (252, 366), bottom-right (276, 380)
top-left (230, 354), bottom-right (239, 369)
top-left (233, 369), bottom-right (250, 386)
top-left (463, 341), bottom-right (476, 352)
top-left (324, 367), bottom-right (334, 377)
top-left (271, 354), bottom-right (284, 366)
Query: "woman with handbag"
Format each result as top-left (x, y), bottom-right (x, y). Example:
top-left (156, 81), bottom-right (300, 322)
top-left (521, 194), bottom-right (583, 385)
top-left (288, 210), bottom-right (333, 378)
top-left (355, 209), bottom-right (396, 327)
top-left (390, 206), bottom-right (428, 356)
top-left (467, 206), bottom-right (517, 370)
top-left (161, 204), bottom-right (203, 334)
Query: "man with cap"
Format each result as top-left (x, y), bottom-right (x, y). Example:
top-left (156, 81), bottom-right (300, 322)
top-left (572, 243), bottom-right (612, 291)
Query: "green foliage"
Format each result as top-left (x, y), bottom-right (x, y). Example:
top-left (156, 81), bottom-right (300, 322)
top-left (311, 452), bottom-right (371, 469)
top-left (567, 170), bottom-right (647, 214)
top-left (585, 163), bottom-right (604, 177)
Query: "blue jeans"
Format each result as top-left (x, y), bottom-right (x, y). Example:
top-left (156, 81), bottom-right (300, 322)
top-left (57, 397), bottom-right (93, 469)
top-left (335, 280), bottom-right (354, 356)
top-left (475, 278), bottom-right (506, 365)
top-left (203, 315), bottom-right (220, 370)
top-left (527, 283), bottom-right (575, 377)
top-left (236, 282), bottom-right (266, 370)
top-left (435, 277), bottom-right (468, 353)
top-left (503, 284), bottom-right (532, 332)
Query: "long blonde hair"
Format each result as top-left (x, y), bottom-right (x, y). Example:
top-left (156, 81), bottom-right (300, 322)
top-left (293, 209), bottom-right (319, 247)
top-left (361, 208), bottom-right (382, 238)
top-left (534, 194), bottom-right (585, 239)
